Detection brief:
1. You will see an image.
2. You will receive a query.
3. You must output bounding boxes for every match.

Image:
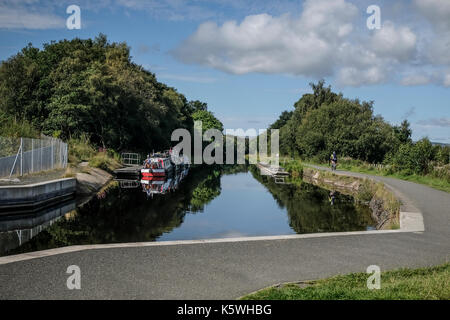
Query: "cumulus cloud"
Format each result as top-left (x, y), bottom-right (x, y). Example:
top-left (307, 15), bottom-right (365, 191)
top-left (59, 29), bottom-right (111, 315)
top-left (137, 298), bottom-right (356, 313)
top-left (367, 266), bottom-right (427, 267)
top-left (169, 0), bottom-right (450, 87)
top-left (370, 22), bottom-right (417, 62)
top-left (413, 0), bottom-right (450, 31)
top-left (173, 0), bottom-right (359, 78)
top-left (174, 11), bottom-right (346, 77)
top-left (0, 4), bottom-right (65, 29)
top-left (400, 74), bottom-right (431, 86)
top-left (173, 0), bottom-right (424, 86)
top-left (413, 0), bottom-right (450, 84)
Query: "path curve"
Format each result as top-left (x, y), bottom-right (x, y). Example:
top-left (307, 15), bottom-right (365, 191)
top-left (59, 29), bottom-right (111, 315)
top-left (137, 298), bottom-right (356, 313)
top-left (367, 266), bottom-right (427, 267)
top-left (0, 167), bottom-right (449, 299)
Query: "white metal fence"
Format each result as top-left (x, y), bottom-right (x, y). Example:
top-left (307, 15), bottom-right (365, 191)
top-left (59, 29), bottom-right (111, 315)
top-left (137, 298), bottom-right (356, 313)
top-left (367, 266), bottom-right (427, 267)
top-left (120, 152), bottom-right (141, 166)
top-left (0, 136), bottom-right (68, 179)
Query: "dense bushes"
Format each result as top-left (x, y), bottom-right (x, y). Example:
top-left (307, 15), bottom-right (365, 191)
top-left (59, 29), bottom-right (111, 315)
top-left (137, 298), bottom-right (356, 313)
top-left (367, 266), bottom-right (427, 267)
top-left (0, 116), bottom-right (39, 139)
top-left (387, 139), bottom-right (433, 175)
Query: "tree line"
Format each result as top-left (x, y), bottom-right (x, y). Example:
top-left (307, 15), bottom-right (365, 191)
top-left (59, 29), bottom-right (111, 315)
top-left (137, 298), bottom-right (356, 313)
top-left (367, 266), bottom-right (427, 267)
top-left (0, 34), bottom-right (222, 153)
top-left (270, 80), bottom-right (450, 175)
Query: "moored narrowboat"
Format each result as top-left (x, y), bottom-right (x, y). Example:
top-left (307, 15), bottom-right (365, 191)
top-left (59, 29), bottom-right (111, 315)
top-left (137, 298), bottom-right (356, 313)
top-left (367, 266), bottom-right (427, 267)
top-left (141, 153), bottom-right (173, 178)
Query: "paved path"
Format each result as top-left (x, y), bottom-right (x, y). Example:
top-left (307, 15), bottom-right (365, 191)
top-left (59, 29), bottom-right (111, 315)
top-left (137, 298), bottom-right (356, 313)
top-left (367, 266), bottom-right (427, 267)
top-left (0, 167), bottom-right (449, 299)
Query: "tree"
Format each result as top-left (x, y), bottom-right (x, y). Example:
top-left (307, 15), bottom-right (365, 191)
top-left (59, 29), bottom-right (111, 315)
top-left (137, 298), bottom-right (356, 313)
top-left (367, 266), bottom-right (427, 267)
top-left (273, 80), bottom-right (399, 163)
top-left (270, 111), bottom-right (293, 129)
top-left (394, 120), bottom-right (412, 144)
top-left (192, 110), bottom-right (223, 133)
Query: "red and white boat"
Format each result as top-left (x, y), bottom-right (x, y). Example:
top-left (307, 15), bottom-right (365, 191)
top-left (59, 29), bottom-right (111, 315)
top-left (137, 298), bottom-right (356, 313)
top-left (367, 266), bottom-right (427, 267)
top-left (141, 154), bottom-right (173, 178)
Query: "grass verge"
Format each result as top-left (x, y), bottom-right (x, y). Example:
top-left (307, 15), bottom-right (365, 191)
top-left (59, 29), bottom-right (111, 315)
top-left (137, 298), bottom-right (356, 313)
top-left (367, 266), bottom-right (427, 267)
top-left (68, 134), bottom-right (121, 173)
top-left (296, 157), bottom-right (450, 193)
top-left (336, 163), bottom-right (450, 193)
top-left (241, 263), bottom-right (450, 300)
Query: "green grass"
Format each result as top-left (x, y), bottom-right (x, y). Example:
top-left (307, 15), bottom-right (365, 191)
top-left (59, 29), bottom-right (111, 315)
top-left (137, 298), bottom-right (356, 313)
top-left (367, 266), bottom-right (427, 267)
top-left (338, 164), bottom-right (450, 193)
top-left (68, 134), bottom-right (121, 173)
top-left (302, 159), bottom-right (450, 193)
top-left (88, 152), bottom-right (121, 173)
top-left (242, 263), bottom-right (450, 300)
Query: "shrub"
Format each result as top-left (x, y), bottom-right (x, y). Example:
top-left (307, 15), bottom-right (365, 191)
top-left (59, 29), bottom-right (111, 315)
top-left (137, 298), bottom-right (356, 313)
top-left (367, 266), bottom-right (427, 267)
top-left (68, 134), bottom-right (96, 164)
top-left (89, 152), bottom-right (121, 172)
top-left (0, 116), bottom-right (39, 138)
top-left (356, 179), bottom-right (375, 202)
top-left (282, 159), bottom-right (303, 178)
top-left (389, 139), bottom-right (433, 175)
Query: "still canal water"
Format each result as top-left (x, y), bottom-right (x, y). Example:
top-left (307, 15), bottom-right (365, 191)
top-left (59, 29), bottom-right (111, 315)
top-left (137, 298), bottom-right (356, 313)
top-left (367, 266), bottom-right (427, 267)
top-left (0, 166), bottom-right (375, 256)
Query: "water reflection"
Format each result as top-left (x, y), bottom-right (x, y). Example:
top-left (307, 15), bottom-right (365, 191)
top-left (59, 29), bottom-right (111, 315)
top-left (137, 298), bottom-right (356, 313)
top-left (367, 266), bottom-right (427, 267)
top-left (0, 200), bottom-right (76, 256)
top-left (249, 166), bottom-right (375, 234)
top-left (1, 165), bottom-right (375, 257)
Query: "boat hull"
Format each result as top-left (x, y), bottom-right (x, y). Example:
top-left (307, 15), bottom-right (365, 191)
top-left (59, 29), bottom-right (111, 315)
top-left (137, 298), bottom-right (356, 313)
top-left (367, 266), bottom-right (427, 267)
top-left (141, 168), bottom-right (166, 177)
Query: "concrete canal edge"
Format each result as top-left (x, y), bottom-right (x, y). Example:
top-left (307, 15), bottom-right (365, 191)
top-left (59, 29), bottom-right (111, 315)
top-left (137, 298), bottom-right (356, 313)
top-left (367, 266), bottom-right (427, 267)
top-left (0, 178), bottom-right (76, 214)
top-left (0, 168), bottom-right (425, 265)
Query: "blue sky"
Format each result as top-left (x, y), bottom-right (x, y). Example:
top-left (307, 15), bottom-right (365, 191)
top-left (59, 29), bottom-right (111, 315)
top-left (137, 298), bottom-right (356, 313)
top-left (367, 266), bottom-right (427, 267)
top-left (0, 0), bottom-right (449, 143)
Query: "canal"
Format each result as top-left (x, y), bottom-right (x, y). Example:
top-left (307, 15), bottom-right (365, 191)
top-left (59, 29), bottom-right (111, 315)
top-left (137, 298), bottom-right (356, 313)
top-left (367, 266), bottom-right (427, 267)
top-left (0, 165), bottom-right (375, 256)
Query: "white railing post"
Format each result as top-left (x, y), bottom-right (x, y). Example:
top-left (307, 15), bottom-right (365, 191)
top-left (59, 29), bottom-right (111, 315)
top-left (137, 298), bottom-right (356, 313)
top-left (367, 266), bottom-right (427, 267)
top-left (20, 138), bottom-right (23, 176)
top-left (51, 138), bottom-right (54, 169)
top-left (31, 139), bottom-right (34, 173)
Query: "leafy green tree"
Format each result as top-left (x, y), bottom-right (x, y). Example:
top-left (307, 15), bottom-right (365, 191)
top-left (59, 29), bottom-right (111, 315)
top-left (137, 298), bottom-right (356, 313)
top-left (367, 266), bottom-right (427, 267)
top-left (394, 120), bottom-right (412, 144)
top-left (192, 110), bottom-right (224, 133)
top-left (389, 138), bottom-right (433, 174)
top-left (274, 81), bottom-right (400, 163)
top-left (270, 111), bottom-right (293, 129)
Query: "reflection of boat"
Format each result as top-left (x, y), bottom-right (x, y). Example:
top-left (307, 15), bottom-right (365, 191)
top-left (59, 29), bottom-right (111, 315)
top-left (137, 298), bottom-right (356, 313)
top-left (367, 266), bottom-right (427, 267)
top-left (0, 199), bottom-right (76, 256)
top-left (256, 162), bottom-right (289, 177)
top-left (141, 177), bottom-right (173, 196)
top-left (115, 179), bottom-right (140, 189)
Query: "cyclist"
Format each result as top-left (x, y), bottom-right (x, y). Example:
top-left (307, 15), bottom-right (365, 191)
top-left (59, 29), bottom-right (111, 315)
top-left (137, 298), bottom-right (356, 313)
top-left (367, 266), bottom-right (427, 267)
top-left (330, 151), bottom-right (337, 171)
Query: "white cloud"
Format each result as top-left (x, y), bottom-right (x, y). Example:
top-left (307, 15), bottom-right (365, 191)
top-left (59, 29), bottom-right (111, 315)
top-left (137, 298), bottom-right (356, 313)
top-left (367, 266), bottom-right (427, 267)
top-left (337, 66), bottom-right (386, 87)
top-left (173, 0), bottom-right (360, 78)
top-left (0, 5), bottom-right (65, 29)
top-left (413, 0), bottom-right (450, 86)
top-left (401, 74), bottom-right (431, 86)
top-left (413, 0), bottom-right (450, 31)
top-left (173, 0), bottom-right (424, 86)
top-left (370, 22), bottom-right (417, 62)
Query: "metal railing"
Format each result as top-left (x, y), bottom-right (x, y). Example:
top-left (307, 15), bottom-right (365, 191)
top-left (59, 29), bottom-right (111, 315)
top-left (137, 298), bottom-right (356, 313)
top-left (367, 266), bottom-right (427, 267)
top-left (0, 136), bottom-right (68, 179)
top-left (120, 153), bottom-right (141, 166)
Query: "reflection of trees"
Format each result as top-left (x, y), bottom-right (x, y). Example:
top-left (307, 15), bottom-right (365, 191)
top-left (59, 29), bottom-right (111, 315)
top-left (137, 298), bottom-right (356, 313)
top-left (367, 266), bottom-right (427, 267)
top-left (249, 166), bottom-right (374, 233)
top-left (189, 170), bottom-right (221, 212)
top-left (6, 166), bottom-right (225, 255)
top-left (188, 164), bottom-right (248, 212)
